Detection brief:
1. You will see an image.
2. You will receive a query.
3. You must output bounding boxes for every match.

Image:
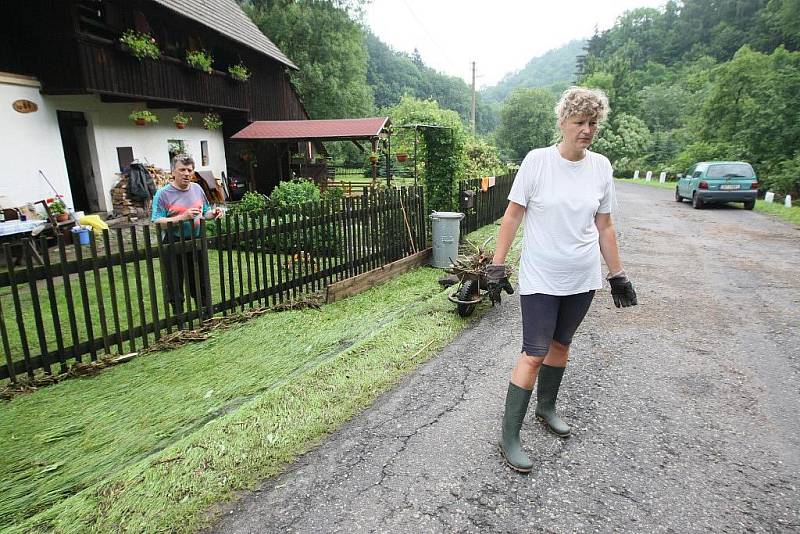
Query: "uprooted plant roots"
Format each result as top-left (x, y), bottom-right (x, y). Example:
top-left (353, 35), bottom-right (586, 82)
top-left (446, 237), bottom-right (512, 280)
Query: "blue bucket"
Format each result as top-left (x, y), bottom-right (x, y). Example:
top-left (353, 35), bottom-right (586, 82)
top-left (71, 226), bottom-right (91, 245)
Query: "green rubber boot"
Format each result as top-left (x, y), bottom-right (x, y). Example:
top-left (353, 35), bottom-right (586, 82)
top-left (534, 364), bottom-right (571, 437)
top-left (500, 382), bottom-right (534, 473)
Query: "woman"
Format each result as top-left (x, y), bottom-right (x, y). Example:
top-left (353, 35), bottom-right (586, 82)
top-left (487, 86), bottom-right (638, 473)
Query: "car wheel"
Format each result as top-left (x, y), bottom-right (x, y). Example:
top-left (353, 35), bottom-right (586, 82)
top-left (743, 199), bottom-right (755, 210)
top-left (692, 192), bottom-right (704, 209)
top-left (675, 187), bottom-right (683, 202)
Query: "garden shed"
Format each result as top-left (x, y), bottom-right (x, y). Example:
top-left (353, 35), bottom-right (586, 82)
top-left (231, 117), bottom-right (393, 189)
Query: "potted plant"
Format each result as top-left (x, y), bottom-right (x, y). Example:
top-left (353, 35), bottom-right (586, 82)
top-left (396, 152), bottom-right (408, 162)
top-left (119, 30), bottom-right (160, 60)
top-left (186, 49), bottom-right (213, 73)
top-left (48, 197), bottom-right (69, 222)
top-left (202, 112), bottom-right (222, 130)
top-left (172, 112), bottom-right (191, 129)
top-left (128, 110), bottom-right (158, 126)
top-left (228, 62), bottom-right (251, 82)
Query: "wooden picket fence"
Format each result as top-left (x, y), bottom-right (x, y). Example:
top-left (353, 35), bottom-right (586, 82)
top-left (458, 173), bottom-right (515, 235)
top-left (0, 187), bottom-right (426, 384)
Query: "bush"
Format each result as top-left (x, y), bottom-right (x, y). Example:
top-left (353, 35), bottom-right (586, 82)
top-left (761, 155), bottom-right (800, 197)
top-left (269, 179), bottom-right (320, 208)
top-left (230, 191), bottom-right (267, 216)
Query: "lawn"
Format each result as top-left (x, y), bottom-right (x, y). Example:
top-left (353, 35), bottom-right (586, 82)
top-left (0, 221), bottom-right (519, 533)
top-left (1, 245), bottom-right (344, 374)
top-left (617, 178), bottom-right (800, 225)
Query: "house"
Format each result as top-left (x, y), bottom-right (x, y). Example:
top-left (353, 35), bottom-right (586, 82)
top-left (0, 0), bottom-right (308, 215)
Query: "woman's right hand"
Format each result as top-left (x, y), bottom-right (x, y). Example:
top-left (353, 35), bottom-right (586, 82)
top-left (486, 264), bottom-right (514, 305)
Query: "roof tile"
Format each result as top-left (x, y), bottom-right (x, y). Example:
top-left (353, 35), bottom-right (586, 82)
top-left (232, 118), bottom-right (391, 140)
top-left (151, 0), bottom-right (298, 69)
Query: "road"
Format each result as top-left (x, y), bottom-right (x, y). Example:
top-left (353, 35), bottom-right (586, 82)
top-left (212, 182), bottom-right (800, 533)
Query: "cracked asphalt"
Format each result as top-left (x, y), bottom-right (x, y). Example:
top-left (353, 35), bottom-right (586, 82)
top-left (211, 182), bottom-right (800, 533)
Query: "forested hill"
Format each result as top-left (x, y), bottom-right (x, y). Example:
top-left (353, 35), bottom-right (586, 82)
top-left (365, 32), bottom-right (471, 122)
top-left (481, 39), bottom-right (586, 104)
top-left (579, 0), bottom-right (800, 196)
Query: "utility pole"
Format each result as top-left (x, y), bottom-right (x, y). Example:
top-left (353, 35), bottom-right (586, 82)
top-left (471, 61), bottom-right (476, 135)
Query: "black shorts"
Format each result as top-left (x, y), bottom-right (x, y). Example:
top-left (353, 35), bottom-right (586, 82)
top-left (520, 291), bottom-right (595, 357)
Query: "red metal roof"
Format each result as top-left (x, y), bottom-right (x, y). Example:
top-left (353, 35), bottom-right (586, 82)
top-left (232, 117), bottom-right (390, 141)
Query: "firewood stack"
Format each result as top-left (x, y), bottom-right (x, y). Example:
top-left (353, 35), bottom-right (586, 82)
top-left (111, 167), bottom-right (171, 219)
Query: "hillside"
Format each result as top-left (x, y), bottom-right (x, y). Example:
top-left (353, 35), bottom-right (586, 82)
top-left (481, 39), bottom-right (586, 103)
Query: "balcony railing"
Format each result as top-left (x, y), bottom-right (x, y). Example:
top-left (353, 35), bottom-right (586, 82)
top-left (75, 36), bottom-right (251, 111)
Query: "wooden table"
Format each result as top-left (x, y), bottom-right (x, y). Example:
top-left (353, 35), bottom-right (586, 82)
top-left (0, 220), bottom-right (48, 266)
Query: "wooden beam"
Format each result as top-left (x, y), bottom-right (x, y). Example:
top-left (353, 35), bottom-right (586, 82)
top-left (325, 248), bottom-right (432, 304)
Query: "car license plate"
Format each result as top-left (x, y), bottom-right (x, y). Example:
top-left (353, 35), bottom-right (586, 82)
top-left (720, 184), bottom-right (740, 190)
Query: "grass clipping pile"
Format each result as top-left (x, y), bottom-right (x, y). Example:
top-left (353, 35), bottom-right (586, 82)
top-left (0, 293), bottom-right (324, 400)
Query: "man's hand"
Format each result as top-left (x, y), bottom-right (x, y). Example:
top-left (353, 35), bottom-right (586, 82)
top-left (182, 207), bottom-right (202, 221)
top-left (485, 264), bottom-right (514, 306)
top-left (608, 271), bottom-right (637, 308)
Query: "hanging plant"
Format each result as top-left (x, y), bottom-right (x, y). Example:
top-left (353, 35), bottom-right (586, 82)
top-left (172, 112), bottom-right (191, 129)
top-left (202, 112), bottom-right (223, 130)
top-left (186, 50), bottom-right (213, 73)
top-left (119, 30), bottom-right (160, 61)
top-left (228, 62), bottom-right (251, 82)
top-left (128, 110), bottom-right (158, 126)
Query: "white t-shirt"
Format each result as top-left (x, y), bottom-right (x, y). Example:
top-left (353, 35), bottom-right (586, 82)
top-left (507, 145), bottom-right (614, 296)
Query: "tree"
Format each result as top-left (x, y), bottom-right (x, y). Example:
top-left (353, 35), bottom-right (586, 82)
top-left (592, 112), bottom-right (653, 167)
top-left (244, 0), bottom-right (374, 119)
top-left (495, 88), bottom-right (557, 161)
top-left (463, 137), bottom-right (505, 179)
top-left (698, 45), bottom-right (800, 167)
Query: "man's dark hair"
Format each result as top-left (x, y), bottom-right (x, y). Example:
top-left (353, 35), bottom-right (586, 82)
top-left (171, 153), bottom-right (195, 171)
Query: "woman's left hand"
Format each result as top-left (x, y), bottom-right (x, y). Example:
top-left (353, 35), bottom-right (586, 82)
top-left (608, 273), bottom-right (637, 308)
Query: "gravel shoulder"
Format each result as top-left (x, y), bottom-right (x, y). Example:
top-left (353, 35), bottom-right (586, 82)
top-left (212, 182), bottom-right (800, 533)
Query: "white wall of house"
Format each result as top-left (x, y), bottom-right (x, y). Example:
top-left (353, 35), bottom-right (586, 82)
top-left (0, 73), bottom-right (228, 214)
top-left (44, 94), bottom-right (228, 212)
top-left (0, 74), bottom-right (73, 210)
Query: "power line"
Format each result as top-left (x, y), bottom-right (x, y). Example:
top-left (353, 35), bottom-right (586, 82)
top-left (399, 0), bottom-right (458, 67)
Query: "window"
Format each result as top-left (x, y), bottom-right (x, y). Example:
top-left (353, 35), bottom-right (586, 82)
top-left (201, 140), bottom-right (209, 166)
top-left (117, 147), bottom-right (134, 172)
top-left (168, 139), bottom-right (187, 162)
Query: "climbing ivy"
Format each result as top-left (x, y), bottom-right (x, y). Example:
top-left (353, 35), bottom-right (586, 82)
top-left (421, 127), bottom-right (463, 212)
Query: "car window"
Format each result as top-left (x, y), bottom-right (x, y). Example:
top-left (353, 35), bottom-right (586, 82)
top-left (707, 163), bottom-right (755, 178)
top-left (693, 171), bottom-right (702, 178)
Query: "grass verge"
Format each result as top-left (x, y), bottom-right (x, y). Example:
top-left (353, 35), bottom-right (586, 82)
top-left (2, 222), bottom-right (519, 533)
top-left (617, 178), bottom-right (800, 226)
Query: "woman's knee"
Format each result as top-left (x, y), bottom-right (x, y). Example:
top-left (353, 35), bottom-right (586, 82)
top-left (517, 352), bottom-right (545, 371)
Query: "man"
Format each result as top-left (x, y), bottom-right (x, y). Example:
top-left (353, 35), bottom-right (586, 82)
top-left (151, 154), bottom-right (222, 314)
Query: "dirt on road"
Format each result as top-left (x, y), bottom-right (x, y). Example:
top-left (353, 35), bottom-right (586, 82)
top-left (212, 181), bottom-right (800, 533)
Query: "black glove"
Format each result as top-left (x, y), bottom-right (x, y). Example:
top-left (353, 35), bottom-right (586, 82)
top-left (608, 271), bottom-right (637, 308)
top-left (486, 264), bottom-right (514, 306)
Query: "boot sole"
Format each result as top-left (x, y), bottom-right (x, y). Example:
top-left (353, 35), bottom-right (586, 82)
top-left (535, 414), bottom-right (571, 438)
top-left (498, 444), bottom-right (533, 473)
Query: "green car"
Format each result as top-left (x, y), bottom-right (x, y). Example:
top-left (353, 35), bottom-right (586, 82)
top-left (675, 161), bottom-right (759, 210)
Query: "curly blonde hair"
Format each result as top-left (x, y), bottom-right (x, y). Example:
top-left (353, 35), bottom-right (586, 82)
top-left (555, 86), bottom-right (610, 127)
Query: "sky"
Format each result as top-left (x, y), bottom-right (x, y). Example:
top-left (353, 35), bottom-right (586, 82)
top-left (365, 0), bottom-right (667, 89)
